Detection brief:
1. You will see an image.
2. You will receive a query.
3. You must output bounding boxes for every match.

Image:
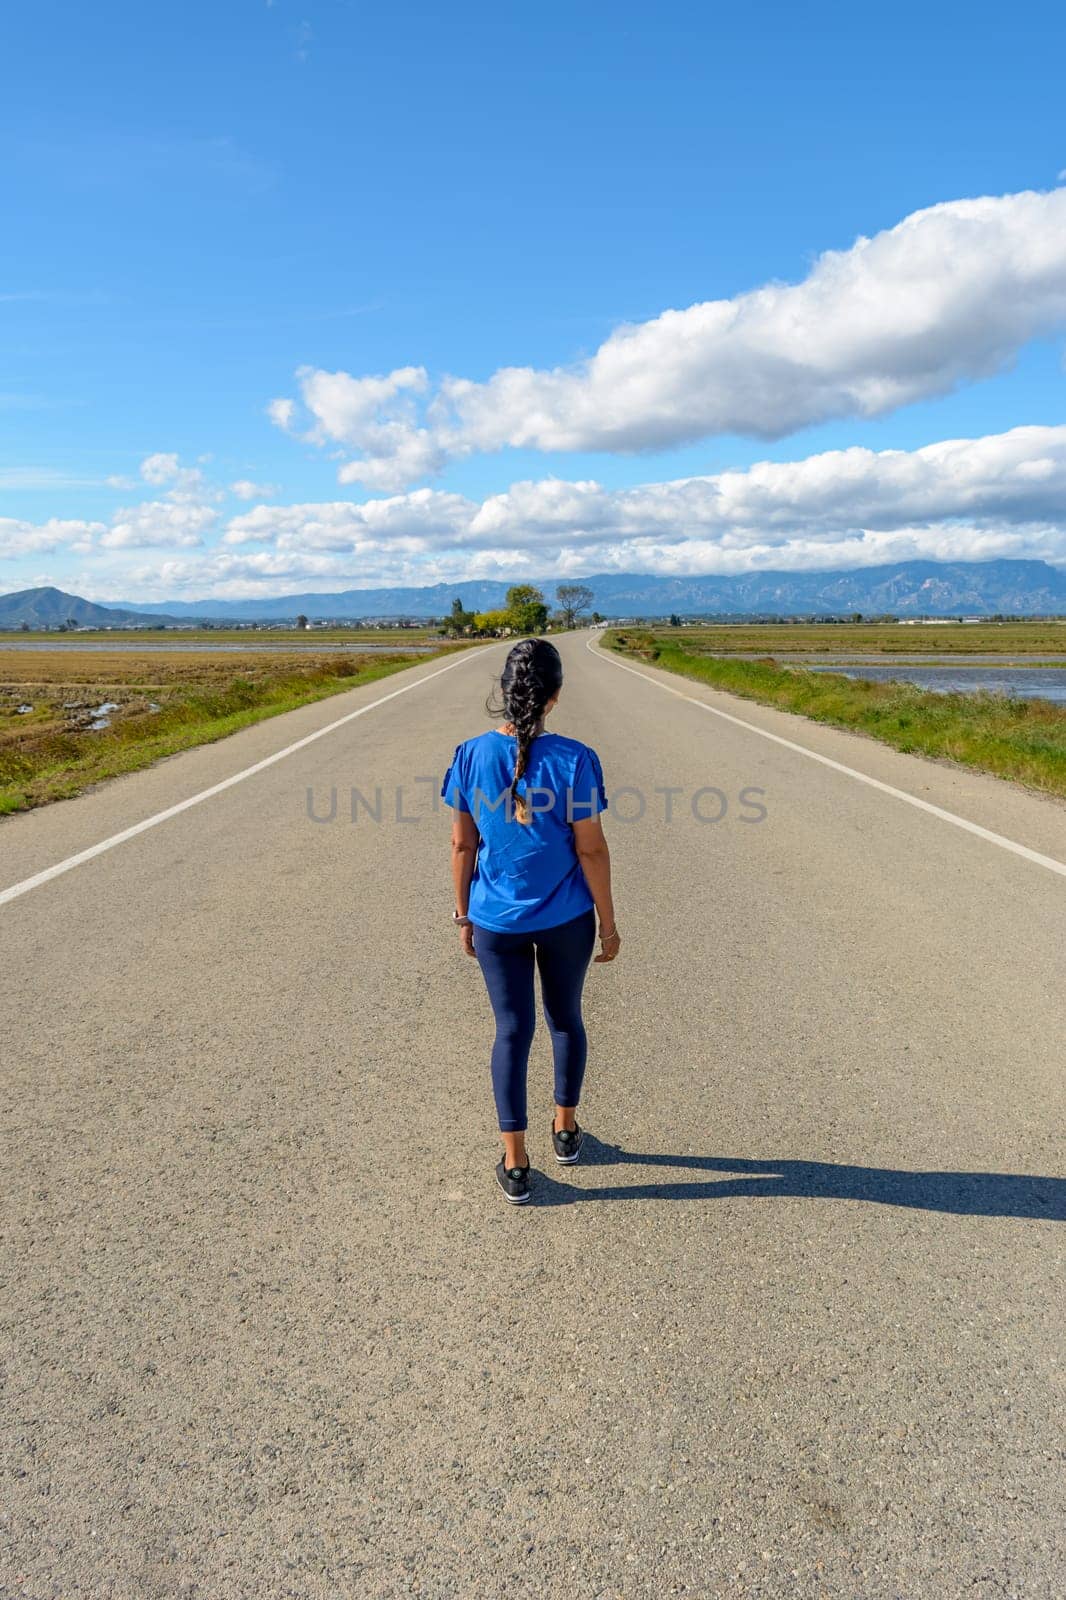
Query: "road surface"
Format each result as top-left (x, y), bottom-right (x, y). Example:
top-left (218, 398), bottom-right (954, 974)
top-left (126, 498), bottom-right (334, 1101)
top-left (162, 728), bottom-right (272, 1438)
top-left (2, 629), bottom-right (1064, 1599)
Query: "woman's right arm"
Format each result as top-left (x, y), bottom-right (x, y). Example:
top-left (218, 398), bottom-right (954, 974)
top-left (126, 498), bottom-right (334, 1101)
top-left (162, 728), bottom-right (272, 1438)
top-left (572, 814), bottom-right (620, 963)
top-left (450, 808), bottom-right (479, 957)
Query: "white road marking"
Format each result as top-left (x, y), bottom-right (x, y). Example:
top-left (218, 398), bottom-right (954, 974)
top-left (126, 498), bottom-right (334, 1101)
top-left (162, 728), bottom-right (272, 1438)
top-left (0, 646), bottom-right (499, 908)
top-left (588, 634), bottom-right (1066, 880)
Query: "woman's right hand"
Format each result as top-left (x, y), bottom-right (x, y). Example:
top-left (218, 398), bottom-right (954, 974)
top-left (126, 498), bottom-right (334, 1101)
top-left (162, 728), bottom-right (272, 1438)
top-left (459, 923), bottom-right (477, 958)
top-left (595, 925), bottom-right (621, 963)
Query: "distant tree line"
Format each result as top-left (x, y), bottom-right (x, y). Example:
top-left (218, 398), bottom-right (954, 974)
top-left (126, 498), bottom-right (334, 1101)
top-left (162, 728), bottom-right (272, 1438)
top-left (439, 583), bottom-right (602, 638)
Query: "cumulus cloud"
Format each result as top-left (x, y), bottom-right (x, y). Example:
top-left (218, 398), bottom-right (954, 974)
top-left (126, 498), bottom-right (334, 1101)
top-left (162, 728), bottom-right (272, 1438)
top-left (270, 186), bottom-right (1066, 487)
top-left (0, 517), bottom-right (103, 559)
top-left (100, 501), bottom-right (219, 550)
top-left (335, 429), bottom-right (445, 492)
top-left (230, 479), bottom-right (280, 500)
top-left (0, 451), bottom-right (222, 561)
top-left (139, 451), bottom-right (183, 485)
top-left (223, 487), bottom-right (472, 549)
top-left (221, 422), bottom-right (1066, 574)
top-left (468, 424), bottom-right (1066, 545)
top-left (269, 364), bottom-right (443, 491)
top-left (9, 424), bottom-right (1066, 591)
top-left (92, 545), bottom-right (552, 602)
top-left (297, 365), bottom-right (428, 439)
top-left (138, 451), bottom-right (217, 503)
top-left (266, 397), bottom-right (295, 431)
top-left (87, 452), bottom-right (223, 546)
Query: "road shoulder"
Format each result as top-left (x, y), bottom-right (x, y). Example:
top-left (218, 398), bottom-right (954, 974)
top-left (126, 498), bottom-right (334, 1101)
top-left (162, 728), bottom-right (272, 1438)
top-left (588, 632), bottom-right (1066, 871)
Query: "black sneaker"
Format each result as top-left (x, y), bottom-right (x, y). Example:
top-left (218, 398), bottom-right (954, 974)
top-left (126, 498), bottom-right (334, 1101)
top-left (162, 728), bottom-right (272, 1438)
top-left (550, 1119), bottom-right (585, 1164)
top-left (496, 1158), bottom-right (532, 1204)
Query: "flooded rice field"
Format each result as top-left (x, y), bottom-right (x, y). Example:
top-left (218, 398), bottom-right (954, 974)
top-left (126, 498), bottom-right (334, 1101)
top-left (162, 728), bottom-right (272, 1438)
top-left (800, 661), bottom-right (1066, 703)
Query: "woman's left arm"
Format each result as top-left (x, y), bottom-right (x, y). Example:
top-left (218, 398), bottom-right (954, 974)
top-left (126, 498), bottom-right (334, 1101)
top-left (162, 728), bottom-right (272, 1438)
top-left (450, 809), bottom-right (479, 957)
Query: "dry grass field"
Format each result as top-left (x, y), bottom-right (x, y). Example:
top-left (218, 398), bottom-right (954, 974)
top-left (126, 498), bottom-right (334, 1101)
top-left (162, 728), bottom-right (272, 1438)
top-left (0, 645), bottom-right (466, 814)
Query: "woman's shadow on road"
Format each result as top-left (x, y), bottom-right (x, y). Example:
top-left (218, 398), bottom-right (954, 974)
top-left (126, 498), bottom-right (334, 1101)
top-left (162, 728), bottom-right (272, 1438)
top-left (533, 1138), bottom-right (1065, 1219)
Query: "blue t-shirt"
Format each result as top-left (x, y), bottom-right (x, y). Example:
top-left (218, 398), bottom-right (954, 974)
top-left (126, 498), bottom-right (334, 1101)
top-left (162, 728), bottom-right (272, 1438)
top-left (441, 730), bottom-right (608, 933)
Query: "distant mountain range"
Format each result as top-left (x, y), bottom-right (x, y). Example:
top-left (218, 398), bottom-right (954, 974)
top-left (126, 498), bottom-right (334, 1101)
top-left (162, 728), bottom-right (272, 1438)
top-left (115, 558), bottom-right (1066, 618)
top-left (2, 560), bottom-right (1066, 629)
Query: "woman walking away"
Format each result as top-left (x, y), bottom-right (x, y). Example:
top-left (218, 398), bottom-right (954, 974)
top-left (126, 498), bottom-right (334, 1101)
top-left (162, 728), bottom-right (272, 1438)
top-left (441, 638), bottom-right (620, 1205)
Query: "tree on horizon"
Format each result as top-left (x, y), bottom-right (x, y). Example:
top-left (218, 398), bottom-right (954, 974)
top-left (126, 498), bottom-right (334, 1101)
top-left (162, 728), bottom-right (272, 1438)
top-left (506, 585), bottom-right (548, 634)
top-left (556, 583), bottom-right (594, 628)
top-left (442, 596), bottom-right (475, 636)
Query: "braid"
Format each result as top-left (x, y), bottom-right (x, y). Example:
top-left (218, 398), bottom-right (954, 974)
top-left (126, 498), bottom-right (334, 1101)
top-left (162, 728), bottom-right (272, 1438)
top-left (487, 638), bottom-right (564, 825)
top-left (508, 673), bottom-right (542, 823)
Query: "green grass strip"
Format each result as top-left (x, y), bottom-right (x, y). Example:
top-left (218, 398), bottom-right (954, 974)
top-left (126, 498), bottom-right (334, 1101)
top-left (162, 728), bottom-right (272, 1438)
top-left (606, 632), bottom-right (1066, 799)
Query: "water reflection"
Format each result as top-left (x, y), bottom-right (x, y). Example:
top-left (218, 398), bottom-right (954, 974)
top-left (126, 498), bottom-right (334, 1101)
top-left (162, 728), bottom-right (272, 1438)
top-left (804, 663), bottom-right (1066, 703)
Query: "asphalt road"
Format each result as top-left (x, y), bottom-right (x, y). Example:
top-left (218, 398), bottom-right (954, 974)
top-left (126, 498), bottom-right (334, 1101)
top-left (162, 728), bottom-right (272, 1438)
top-left (2, 629), bottom-right (1064, 1600)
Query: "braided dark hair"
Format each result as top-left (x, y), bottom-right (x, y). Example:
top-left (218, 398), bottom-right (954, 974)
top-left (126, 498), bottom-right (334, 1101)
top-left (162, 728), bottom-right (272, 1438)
top-left (487, 638), bottom-right (563, 824)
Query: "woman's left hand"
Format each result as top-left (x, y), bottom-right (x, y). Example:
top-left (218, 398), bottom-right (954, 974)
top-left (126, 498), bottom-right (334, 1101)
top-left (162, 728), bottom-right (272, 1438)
top-left (459, 923), bottom-right (476, 958)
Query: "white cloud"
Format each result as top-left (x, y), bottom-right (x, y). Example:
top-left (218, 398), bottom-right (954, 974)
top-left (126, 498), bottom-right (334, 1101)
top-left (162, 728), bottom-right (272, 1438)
top-left (139, 451), bottom-right (182, 485)
top-left (271, 364), bottom-right (443, 491)
top-left (230, 479), bottom-right (280, 500)
top-left (0, 517), bottom-right (104, 559)
top-left (468, 425), bottom-right (1066, 546)
top-left (266, 397), bottom-right (295, 431)
top-left (108, 549), bottom-right (402, 598)
top-left (271, 186), bottom-right (1066, 488)
top-left (86, 544), bottom-right (556, 601)
top-left (335, 428), bottom-right (444, 492)
top-left (218, 422), bottom-right (1066, 574)
top-left (224, 487), bottom-right (472, 550)
top-left (294, 364), bottom-right (428, 440)
top-left (101, 501), bottom-right (218, 550)
top-left (138, 451), bottom-right (216, 503)
top-left (89, 452), bottom-right (223, 546)
top-left (9, 423), bottom-right (1066, 590)
top-left (0, 451), bottom-right (223, 561)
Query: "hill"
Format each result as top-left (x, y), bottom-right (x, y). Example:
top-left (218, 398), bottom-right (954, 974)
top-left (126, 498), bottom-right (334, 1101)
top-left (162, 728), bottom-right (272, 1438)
top-left (0, 587), bottom-right (183, 629)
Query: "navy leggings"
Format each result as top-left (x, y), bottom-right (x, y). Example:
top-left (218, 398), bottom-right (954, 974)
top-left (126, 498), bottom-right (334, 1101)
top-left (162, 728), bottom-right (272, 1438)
top-left (473, 908), bottom-right (597, 1132)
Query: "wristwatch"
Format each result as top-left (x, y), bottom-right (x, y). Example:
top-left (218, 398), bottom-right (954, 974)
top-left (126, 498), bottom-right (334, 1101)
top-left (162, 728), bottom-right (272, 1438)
top-left (453, 911), bottom-right (473, 926)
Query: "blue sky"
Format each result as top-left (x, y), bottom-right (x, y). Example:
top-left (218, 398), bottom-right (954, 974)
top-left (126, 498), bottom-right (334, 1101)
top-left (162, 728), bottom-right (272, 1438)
top-left (2, 0), bottom-right (1065, 600)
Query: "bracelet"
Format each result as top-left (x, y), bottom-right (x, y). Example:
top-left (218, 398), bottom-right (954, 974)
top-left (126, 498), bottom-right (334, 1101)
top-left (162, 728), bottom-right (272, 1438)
top-left (453, 911), bottom-right (472, 926)
top-left (599, 925), bottom-right (619, 940)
